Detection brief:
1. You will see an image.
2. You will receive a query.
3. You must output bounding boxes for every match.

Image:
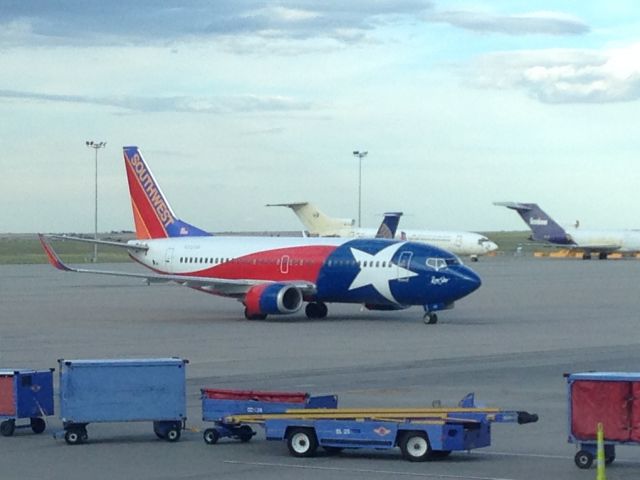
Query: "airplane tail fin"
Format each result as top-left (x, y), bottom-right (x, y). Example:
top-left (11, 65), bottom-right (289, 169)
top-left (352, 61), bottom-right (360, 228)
top-left (494, 202), bottom-right (571, 244)
top-left (123, 146), bottom-right (211, 239)
top-left (266, 202), bottom-right (354, 236)
top-left (375, 212), bottom-right (402, 239)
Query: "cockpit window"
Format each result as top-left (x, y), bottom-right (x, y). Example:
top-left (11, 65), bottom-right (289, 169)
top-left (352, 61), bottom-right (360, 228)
top-left (477, 237), bottom-right (490, 245)
top-left (427, 257), bottom-right (460, 270)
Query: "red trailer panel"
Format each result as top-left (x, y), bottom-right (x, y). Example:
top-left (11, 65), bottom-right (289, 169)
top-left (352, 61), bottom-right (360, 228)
top-left (630, 382), bottom-right (640, 442)
top-left (571, 380), bottom-right (630, 441)
top-left (0, 375), bottom-right (16, 416)
top-left (202, 388), bottom-right (308, 403)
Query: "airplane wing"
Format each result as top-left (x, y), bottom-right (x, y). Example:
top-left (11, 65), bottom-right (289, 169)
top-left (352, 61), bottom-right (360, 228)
top-left (39, 235), bottom-right (317, 298)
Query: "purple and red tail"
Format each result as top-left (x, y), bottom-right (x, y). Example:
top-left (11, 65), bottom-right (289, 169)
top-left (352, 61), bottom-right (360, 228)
top-left (123, 146), bottom-right (210, 239)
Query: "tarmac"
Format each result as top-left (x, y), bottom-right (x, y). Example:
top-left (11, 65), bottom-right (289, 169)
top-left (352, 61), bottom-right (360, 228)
top-left (1, 255), bottom-right (639, 479)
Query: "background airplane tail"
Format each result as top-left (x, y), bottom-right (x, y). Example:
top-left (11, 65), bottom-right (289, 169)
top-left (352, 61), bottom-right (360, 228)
top-left (267, 202), bottom-right (354, 235)
top-left (495, 202), bottom-right (570, 244)
top-left (375, 212), bottom-right (402, 239)
top-left (123, 146), bottom-right (211, 239)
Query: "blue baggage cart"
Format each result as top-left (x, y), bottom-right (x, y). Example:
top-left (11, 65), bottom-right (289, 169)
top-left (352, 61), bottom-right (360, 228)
top-left (567, 372), bottom-right (640, 469)
top-left (224, 393), bottom-right (538, 461)
top-left (0, 369), bottom-right (54, 436)
top-left (57, 358), bottom-right (188, 445)
top-left (201, 388), bottom-right (337, 444)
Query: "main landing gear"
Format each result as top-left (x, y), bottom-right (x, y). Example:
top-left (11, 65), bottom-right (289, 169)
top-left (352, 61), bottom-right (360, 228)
top-left (305, 302), bottom-right (328, 319)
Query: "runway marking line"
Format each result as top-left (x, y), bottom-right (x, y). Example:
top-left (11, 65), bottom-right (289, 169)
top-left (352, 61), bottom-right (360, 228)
top-left (222, 460), bottom-right (516, 480)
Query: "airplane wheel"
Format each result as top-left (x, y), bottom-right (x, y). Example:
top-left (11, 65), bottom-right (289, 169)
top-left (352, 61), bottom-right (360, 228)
top-left (423, 313), bottom-right (438, 325)
top-left (598, 252), bottom-right (608, 260)
top-left (582, 253), bottom-right (591, 260)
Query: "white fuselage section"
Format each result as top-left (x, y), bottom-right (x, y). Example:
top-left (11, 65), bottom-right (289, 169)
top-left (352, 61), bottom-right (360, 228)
top-left (565, 228), bottom-right (640, 252)
top-left (313, 227), bottom-right (497, 257)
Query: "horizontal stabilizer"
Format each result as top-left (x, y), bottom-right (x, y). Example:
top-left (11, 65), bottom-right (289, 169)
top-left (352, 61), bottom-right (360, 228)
top-left (493, 202), bottom-right (532, 212)
top-left (47, 234), bottom-right (148, 251)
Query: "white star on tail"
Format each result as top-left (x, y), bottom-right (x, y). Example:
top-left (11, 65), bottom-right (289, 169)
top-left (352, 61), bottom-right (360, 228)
top-left (348, 243), bottom-right (418, 303)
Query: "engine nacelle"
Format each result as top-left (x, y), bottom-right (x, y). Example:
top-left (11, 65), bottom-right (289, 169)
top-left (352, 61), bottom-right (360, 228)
top-left (244, 283), bottom-right (304, 317)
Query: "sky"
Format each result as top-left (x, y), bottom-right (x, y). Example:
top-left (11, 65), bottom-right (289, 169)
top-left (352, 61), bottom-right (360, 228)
top-left (2, 1), bottom-right (640, 233)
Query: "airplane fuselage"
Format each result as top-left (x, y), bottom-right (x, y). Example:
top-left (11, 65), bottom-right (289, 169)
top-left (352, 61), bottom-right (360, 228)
top-left (311, 228), bottom-right (496, 257)
top-left (128, 236), bottom-right (481, 309)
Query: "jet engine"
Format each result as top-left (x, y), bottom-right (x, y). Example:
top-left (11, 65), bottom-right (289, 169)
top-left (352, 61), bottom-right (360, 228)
top-left (244, 283), bottom-right (304, 319)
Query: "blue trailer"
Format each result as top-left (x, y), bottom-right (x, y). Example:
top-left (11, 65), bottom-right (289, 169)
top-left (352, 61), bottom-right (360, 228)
top-left (0, 369), bottom-right (54, 436)
top-left (201, 388), bottom-right (337, 444)
top-left (222, 393), bottom-right (538, 461)
top-left (57, 358), bottom-right (188, 445)
top-left (567, 372), bottom-right (640, 469)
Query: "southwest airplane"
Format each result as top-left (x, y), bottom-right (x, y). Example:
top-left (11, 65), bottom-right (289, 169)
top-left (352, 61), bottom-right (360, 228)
top-left (266, 202), bottom-right (498, 261)
top-left (495, 202), bottom-right (640, 259)
top-left (40, 146), bottom-right (481, 324)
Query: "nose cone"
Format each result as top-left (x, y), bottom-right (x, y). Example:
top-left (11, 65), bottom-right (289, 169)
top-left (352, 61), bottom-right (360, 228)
top-left (457, 265), bottom-right (482, 297)
top-left (485, 241), bottom-right (499, 252)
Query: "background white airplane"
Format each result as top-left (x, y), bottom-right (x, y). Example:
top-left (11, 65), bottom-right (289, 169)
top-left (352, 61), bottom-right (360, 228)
top-left (267, 202), bottom-right (498, 261)
top-left (495, 202), bottom-right (640, 259)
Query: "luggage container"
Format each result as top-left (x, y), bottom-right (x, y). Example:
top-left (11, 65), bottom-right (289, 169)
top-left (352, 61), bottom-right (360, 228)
top-left (567, 372), bottom-right (640, 468)
top-left (57, 358), bottom-right (187, 445)
top-left (223, 393), bottom-right (538, 461)
top-left (201, 388), bottom-right (337, 444)
top-left (0, 369), bottom-right (54, 436)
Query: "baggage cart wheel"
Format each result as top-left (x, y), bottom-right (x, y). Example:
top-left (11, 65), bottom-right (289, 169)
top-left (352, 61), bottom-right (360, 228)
top-left (165, 426), bottom-right (181, 442)
top-left (237, 425), bottom-right (254, 443)
top-left (287, 428), bottom-right (318, 458)
top-left (574, 450), bottom-right (594, 469)
top-left (0, 420), bottom-right (15, 437)
top-left (30, 417), bottom-right (46, 434)
top-left (400, 432), bottom-right (432, 462)
top-left (605, 455), bottom-right (615, 465)
top-left (65, 429), bottom-right (85, 445)
top-left (203, 428), bottom-right (220, 445)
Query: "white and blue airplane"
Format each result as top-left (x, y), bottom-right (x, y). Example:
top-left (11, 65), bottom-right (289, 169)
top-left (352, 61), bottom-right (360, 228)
top-left (267, 202), bottom-right (498, 261)
top-left (40, 147), bottom-right (481, 324)
top-left (495, 202), bottom-right (640, 259)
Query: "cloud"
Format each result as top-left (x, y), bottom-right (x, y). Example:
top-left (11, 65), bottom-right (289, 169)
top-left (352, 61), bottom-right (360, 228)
top-left (0, 0), bottom-right (433, 47)
top-left (0, 89), bottom-right (312, 113)
top-left (470, 43), bottom-right (640, 104)
top-left (427, 10), bottom-right (589, 36)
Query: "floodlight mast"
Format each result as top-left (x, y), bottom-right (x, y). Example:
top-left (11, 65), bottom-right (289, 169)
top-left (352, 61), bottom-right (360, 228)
top-left (353, 150), bottom-right (368, 228)
top-left (86, 141), bottom-right (107, 263)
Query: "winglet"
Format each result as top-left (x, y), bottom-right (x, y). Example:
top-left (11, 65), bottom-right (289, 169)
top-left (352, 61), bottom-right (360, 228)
top-left (38, 234), bottom-right (73, 272)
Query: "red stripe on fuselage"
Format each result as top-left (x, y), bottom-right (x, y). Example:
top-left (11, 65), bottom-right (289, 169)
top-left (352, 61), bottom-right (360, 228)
top-left (124, 152), bottom-right (169, 239)
top-left (173, 245), bottom-right (337, 283)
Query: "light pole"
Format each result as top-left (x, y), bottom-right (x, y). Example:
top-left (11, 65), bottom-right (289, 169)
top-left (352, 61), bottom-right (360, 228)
top-left (86, 141), bottom-right (106, 263)
top-left (352, 150), bottom-right (368, 228)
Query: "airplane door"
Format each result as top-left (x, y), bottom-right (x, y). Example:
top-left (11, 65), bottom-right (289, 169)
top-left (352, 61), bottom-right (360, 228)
top-left (397, 251), bottom-right (413, 282)
top-left (280, 255), bottom-right (290, 274)
top-left (165, 248), bottom-right (174, 273)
